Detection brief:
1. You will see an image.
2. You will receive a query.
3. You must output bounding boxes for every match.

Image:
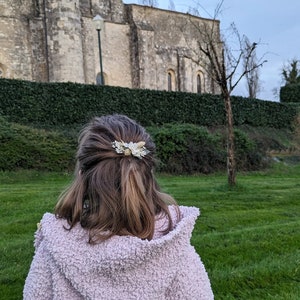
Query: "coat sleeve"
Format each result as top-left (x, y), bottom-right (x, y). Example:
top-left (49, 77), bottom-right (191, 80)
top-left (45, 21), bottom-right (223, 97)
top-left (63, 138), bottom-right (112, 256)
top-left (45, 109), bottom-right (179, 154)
top-left (23, 229), bottom-right (53, 299)
top-left (166, 246), bottom-right (214, 300)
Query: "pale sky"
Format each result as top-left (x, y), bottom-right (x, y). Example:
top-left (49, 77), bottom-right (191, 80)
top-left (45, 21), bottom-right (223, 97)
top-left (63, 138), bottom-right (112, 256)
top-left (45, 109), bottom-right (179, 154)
top-left (123, 0), bottom-right (300, 101)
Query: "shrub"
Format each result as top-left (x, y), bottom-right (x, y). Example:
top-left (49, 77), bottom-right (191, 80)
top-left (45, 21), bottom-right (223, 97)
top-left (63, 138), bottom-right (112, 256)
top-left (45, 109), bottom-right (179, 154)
top-left (150, 124), bottom-right (269, 174)
top-left (0, 117), bottom-right (76, 171)
top-left (233, 129), bottom-right (269, 171)
top-left (150, 124), bottom-right (225, 174)
top-left (0, 118), bottom-right (270, 174)
top-left (280, 84), bottom-right (300, 103)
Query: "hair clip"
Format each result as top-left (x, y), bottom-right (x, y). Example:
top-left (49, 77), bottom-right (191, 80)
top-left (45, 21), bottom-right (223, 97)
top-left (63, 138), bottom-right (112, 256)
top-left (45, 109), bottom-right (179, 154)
top-left (112, 141), bottom-right (149, 159)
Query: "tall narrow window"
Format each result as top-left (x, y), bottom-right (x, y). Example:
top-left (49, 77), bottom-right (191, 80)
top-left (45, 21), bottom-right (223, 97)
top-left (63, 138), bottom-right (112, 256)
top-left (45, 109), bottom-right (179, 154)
top-left (167, 69), bottom-right (176, 91)
top-left (168, 72), bottom-right (172, 91)
top-left (197, 74), bottom-right (201, 94)
top-left (195, 71), bottom-right (205, 94)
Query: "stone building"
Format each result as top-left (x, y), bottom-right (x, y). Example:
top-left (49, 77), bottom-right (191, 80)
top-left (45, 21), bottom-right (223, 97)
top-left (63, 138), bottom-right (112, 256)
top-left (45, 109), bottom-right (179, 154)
top-left (0, 0), bottom-right (221, 94)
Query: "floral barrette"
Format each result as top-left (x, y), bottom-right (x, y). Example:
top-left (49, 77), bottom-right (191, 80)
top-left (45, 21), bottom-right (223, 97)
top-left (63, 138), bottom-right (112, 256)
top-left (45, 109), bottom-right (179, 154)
top-left (112, 140), bottom-right (149, 159)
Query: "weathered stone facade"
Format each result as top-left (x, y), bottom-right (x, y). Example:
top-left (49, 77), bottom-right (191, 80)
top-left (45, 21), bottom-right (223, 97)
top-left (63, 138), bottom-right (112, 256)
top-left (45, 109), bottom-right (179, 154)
top-left (0, 0), bottom-right (220, 93)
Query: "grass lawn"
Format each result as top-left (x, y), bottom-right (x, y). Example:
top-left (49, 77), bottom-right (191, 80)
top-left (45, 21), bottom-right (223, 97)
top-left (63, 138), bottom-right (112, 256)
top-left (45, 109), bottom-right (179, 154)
top-left (0, 165), bottom-right (299, 299)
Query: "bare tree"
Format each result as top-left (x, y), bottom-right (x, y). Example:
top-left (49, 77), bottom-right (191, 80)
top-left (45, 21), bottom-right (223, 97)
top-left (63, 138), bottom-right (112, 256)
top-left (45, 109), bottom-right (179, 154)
top-left (272, 87), bottom-right (279, 100)
top-left (187, 6), bottom-right (201, 17)
top-left (138, 0), bottom-right (159, 7)
top-left (243, 36), bottom-right (261, 99)
top-left (184, 1), bottom-right (266, 185)
top-left (168, 0), bottom-right (175, 11)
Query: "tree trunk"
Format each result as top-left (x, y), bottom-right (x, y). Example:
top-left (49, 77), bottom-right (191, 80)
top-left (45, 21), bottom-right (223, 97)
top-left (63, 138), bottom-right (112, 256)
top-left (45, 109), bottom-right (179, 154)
top-left (224, 93), bottom-right (236, 186)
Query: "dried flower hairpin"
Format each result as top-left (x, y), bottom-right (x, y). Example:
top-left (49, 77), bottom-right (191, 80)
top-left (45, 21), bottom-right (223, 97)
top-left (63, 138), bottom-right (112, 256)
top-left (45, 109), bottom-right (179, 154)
top-left (112, 141), bottom-right (149, 159)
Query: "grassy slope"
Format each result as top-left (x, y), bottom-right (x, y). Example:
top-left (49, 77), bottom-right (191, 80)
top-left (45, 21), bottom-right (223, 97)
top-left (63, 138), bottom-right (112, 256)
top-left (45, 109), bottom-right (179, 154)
top-left (0, 172), bottom-right (70, 299)
top-left (0, 166), bottom-right (299, 299)
top-left (158, 165), bottom-right (300, 299)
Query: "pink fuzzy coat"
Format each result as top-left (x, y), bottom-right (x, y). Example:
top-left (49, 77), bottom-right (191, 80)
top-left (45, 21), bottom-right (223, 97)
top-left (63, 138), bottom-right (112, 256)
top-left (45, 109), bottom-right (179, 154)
top-left (23, 206), bottom-right (214, 299)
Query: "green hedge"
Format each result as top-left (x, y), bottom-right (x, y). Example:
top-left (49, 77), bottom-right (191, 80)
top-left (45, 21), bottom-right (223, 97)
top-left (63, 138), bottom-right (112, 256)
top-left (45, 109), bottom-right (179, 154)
top-left (0, 78), bottom-right (297, 129)
top-left (280, 84), bottom-right (300, 103)
top-left (0, 117), bottom-right (269, 173)
top-left (0, 117), bottom-right (76, 171)
top-left (149, 124), bottom-right (225, 174)
top-left (149, 124), bottom-right (268, 174)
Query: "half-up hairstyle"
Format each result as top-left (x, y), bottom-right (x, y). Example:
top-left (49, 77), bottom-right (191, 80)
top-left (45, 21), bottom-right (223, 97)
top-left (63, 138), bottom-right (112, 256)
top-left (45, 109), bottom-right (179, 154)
top-left (55, 114), bottom-right (178, 243)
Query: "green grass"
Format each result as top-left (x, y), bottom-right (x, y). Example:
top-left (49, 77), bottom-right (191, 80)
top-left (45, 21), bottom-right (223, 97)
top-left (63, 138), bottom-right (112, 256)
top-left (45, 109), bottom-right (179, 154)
top-left (1, 165), bottom-right (300, 299)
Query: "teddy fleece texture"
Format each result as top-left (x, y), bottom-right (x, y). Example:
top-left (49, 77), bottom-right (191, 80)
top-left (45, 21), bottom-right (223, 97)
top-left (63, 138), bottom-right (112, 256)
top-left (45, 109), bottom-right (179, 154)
top-left (23, 206), bottom-right (214, 299)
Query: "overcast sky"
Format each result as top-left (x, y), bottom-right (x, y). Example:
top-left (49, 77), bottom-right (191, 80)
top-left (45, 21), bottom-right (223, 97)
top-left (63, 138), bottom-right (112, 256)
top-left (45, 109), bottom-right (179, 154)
top-left (123, 0), bottom-right (300, 101)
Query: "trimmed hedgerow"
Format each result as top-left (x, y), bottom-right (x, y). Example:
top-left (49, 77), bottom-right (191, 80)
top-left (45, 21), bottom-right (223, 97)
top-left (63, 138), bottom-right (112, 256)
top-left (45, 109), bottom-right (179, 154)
top-left (0, 78), bottom-right (294, 173)
top-left (0, 78), bottom-right (297, 129)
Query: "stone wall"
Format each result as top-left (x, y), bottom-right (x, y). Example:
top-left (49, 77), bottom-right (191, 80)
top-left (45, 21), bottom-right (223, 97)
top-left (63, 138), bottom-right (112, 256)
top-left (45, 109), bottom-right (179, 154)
top-left (0, 0), bottom-right (35, 80)
top-left (126, 5), bottom-right (219, 93)
top-left (99, 21), bottom-right (132, 87)
top-left (0, 0), bottom-right (220, 94)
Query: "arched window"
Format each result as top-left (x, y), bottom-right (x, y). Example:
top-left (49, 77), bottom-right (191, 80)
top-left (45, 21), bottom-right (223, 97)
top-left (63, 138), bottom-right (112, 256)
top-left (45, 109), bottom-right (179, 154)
top-left (167, 69), bottom-right (176, 91)
top-left (196, 71), bottom-right (204, 94)
top-left (167, 72), bottom-right (172, 91)
top-left (197, 74), bottom-right (201, 94)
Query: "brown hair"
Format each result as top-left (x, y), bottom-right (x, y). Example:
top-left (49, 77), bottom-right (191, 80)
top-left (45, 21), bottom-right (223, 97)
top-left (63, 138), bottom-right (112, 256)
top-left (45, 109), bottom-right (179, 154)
top-left (55, 114), bottom-right (178, 242)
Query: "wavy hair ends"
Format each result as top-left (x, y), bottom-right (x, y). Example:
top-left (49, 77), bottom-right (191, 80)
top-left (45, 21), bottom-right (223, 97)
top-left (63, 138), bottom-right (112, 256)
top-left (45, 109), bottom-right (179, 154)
top-left (55, 114), bottom-right (178, 243)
